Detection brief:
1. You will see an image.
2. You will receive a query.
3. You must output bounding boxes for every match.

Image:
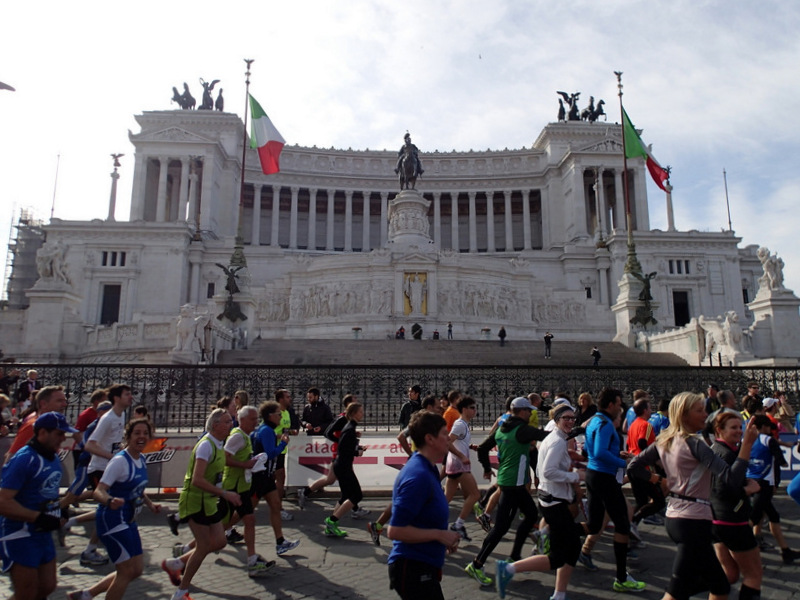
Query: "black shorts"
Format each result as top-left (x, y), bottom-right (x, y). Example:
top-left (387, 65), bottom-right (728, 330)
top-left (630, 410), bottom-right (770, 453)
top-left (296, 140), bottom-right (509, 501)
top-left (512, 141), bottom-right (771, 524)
top-left (712, 523), bottom-right (758, 553)
top-left (226, 489), bottom-right (254, 518)
top-left (251, 472), bottom-right (277, 498)
top-left (88, 470), bottom-right (104, 490)
top-left (186, 497), bottom-right (226, 525)
top-left (388, 558), bottom-right (444, 600)
top-left (446, 473), bottom-right (463, 480)
top-left (275, 454), bottom-right (286, 471)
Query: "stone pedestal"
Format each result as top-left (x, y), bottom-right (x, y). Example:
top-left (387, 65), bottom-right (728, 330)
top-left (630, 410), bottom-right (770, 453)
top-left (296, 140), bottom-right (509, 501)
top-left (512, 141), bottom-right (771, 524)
top-left (387, 190), bottom-right (435, 251)
top-left (612, 273), bottom-right (660, 347)
top-left (214, 292), bottom-right (257, 349)
top-left (23, 284), bottom-right (83, 361)
top-left (748, 289), bottom-right (800, 359)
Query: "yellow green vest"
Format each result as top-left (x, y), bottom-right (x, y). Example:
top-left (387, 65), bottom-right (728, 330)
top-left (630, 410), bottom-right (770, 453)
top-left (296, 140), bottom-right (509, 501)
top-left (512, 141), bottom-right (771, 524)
top-left (222, 427), bottom-right (253, 493)
top-left (178, 434), bottom-right (225, 518)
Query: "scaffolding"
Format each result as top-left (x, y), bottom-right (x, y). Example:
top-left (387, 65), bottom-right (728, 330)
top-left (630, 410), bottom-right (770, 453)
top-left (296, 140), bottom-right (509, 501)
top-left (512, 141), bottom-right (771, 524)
top-left (3, 208), bottom-right (45, 309)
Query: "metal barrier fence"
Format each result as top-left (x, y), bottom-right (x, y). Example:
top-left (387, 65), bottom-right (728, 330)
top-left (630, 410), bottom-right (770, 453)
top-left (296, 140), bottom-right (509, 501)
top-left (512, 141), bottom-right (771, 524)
top-left (5, 363), bottom-right (800, 432)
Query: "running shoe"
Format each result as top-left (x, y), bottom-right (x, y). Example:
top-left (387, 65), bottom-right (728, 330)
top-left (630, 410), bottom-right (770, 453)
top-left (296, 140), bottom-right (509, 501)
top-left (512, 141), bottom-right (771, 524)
top-left (642, 514), bottom-right (663, 526)
top-left (276, 538), bottom-right (301, 555)
top-left (161, 559), bottom-right (184, 586)
top-left (247, 556), bottom-right (276, 578)
top-left (324, 517), bottom-right (348, 537)
top-left (450, 522), bottom-right (472, 542)
top-left (477, 512), bottom-right (492, 533)
top-left (782, 547), bottom-right (800, 564)
top-left (464, 562), bottom-right (493, 586)
top-left (226, 528), bottom-right (244, 545)
top-left (297, 488), bottom-right (307, 509)
top-left (167, 513), bottom-right (180, 536)
top-left (577, 551), bottom-right (598, 571)
top-left (628, 522), bottom-right (642, 542)
top-left (473, 502), bottom-right (485, 518)
top-left (495, 560), bottom-right (514, 599)
top-left (367, 522), bottom-right (382, 546)
top-left (79, 549), bottom-right (109, 566)
top-left (538, 531), bottom-right (551, 555)
top-left (612, 573), bottom-right (646, 593)
top-left (280, 509), bottom-right (294, 521)
top-left (351, 507), bottom-right (371, 519)
top-left (172, 542), bottom-right (186, 558)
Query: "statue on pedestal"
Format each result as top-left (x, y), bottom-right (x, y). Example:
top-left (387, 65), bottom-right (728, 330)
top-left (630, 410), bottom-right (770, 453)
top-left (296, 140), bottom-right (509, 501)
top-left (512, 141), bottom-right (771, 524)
top-left (171, 83), bottom-right (196, 110)
top-left (198, 78), bottom-right (220, 110)
top-left (556, 91), bottom-right (581, 121)
top-left (174, 304), bottom-right (209, 352)
top-left (757, 246), bottom-right (785, 292)
top-left (394, 132), bottom-right (424, 190)
top-left (35, 241), bottom-right (70, 285)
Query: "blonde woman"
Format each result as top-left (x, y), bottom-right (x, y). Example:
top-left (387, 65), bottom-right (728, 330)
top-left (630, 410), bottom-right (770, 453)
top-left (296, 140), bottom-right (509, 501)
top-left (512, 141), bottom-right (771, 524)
top-left (629, 392), bottom-right (757, 600)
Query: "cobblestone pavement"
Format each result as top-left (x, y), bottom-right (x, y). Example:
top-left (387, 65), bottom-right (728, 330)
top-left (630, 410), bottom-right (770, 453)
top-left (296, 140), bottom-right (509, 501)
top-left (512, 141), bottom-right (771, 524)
top-left (3, 493), bottom-right (799, 599)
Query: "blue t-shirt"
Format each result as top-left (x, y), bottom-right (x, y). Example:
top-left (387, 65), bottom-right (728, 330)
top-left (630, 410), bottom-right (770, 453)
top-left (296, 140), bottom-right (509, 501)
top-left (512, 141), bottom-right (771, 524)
top-left (252, 424), bottom-right (287, 477)
top-left (624, 406), bottom-right (636, 430)
top-left (388, 452), bottom-right (449, 568)
top-left (0, 443), bottom-right (62, 536)
top-left (648, 412), bottom-right (670, 436)
top-left (585, 411), bottom-right (626, 474)
top-left (97, 450), bottom-right (149, 527)
top-left (746, 433), bottom-right (776, 483)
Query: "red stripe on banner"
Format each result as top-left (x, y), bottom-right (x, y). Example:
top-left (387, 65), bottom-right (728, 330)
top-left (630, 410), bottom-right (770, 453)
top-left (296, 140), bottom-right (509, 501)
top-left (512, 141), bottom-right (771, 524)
top-left (353, 457), bottom-right (378, 465)
top-left (299, 457), bottom-right (333, 466)
top-left (384, 457), bottom-right (409, 465)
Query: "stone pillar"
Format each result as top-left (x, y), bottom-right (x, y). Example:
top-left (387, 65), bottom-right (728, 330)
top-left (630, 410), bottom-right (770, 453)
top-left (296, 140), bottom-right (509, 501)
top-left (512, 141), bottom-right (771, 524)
top-left (344, 190), bottom-right (353, 251)
top-left (178, 158), bottom-right (190, 221)
top-left (251, 184), bottom-right (262, 245)
top-left (270, 185), bottom-right (281, 247)
top-left (468, 191), bottom-right (477, 253)
top-left (597, 169), bottom-right (607, 237)
top-left (665, 183), bottom-right (676, 232)
top-left (572, 163), bottom-right (588, 238)
top-left (326, 189), bottom-right (335, 250)
top-left (504, 190), bottom-right (513, 251)
top-left (522, 189), bottom-right (532, 250)
top-left (155, 156), bottom-right (169, 222)
top-left (308, 188), bottom-right (317, 250)
top-left (433, 191), bottom-right (441, 247)
top-left (380, 192), bottom-right (389, 247)
top-left (451, 193), bottom-right (459, 251)
top-left (189, 255), bottom-right (202, 304)
top-left (614, 169), bottom-right (624, 231)
top-left (187, 168), bottom-right (199, 232)
top-left (635, 165), bottom-right (649, 230)
top-left (362, 191), bottom-right (370, 252)
top-left (289, 186), bottom-right (299, 249)
top-left (129, 153), bottom-right (147, 221)
top-left (486, 192), bottom-right (495, 252)
top-left (107, 169), bottom-right (119, 222)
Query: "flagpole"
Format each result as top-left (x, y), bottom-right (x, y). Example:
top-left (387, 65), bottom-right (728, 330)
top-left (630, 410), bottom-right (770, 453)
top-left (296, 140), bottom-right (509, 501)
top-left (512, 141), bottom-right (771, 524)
top-left (614, 71), bottom-right (642, 275)
top-left (723, 168), bottom-right (733, 232)
top-left (230, 58), bottom-right (255, 269)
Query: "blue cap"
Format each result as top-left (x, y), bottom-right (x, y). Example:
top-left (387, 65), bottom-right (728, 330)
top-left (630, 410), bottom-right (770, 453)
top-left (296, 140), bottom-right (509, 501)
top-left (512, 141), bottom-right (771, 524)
top-left (34, 412), bottom-right (79, 433)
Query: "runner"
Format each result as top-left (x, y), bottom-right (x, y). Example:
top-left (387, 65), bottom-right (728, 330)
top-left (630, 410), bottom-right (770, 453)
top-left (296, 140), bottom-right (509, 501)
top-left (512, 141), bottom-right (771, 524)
top-left (68, 418), bottom-right (161, 600)
top-left (0, 412), bottom-right (76, 600)
top-left (444, 396), bottom-right (480, 542)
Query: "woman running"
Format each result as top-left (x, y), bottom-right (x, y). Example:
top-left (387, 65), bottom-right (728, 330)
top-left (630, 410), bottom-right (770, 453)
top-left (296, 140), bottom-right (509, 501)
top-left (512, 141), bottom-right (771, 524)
top-left (629, 392), bottom-right (757, 600)
top-left (69, 418), bottom-right (162, 600)
top-left (709, 412), bottom-right (762, 600)
top-left (323, 402), bottom-right (365, 537)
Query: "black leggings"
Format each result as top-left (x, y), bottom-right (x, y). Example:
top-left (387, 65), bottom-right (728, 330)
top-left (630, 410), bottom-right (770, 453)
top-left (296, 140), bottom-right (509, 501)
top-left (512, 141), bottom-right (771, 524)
top-left (630, 477), bottom-right (666, 522)
top-left (333, 462), bottom-right (363, 508)
top-left (665, 517), bottom-right (730, 600)
top-left (475, 486), bottom-right (538, 566)
top-left (585, 470), bottom-right (630, 536)
top-left (750, 480), bottom-right (780, 524)
top-left (540, 501), bottom-right (583, 569)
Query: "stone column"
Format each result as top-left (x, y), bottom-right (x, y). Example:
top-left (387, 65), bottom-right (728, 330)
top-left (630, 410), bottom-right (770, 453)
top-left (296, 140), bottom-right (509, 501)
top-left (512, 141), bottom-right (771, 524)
top-left (344, 190), bottom-right (353, 251)
top-left (107, 169), bottom-right (119, 222)
top-left (289, 186), bottom-right (299, 249)
top-left (129, 153), bottom-right (146, 221)
top-left (614, 169), bottom-right (624, 231)
top-left (572, 163), bottom-right (588, 238)
top-left (380, 192), bottom-right (389, 247)
top-left (270, 185), bottom-right (281, 247)
top-left (178, 158), bottom-right (190, 221)
top-left (187, 168), bottom-right (199, 232)
top-left (308, 188), bottom-right (318, 250)
top-left (635, 165), bottom-right (649, 230)
top-left (522, 190), bottom-right (532, 250)
top-left (362, 191), bottom-right (370, 252)
top-left (468, 191), bottom-right (477, 253)
top-left (326, 189), bottom-right (335, 250)
top-left (504, 190), bottom-right (513, 251)
top-left (155, 156), bottom-right (169, 222)
top-left (665, 183), bottom-right (675, 231)
top-left (251, 184), bottom-right (262, 245)
top-left (486, 192), bottom-right (495, 252)
top-left (433, 191), bottom-right (441, 246)
top-left (451, 193), bottom-right (459, 250)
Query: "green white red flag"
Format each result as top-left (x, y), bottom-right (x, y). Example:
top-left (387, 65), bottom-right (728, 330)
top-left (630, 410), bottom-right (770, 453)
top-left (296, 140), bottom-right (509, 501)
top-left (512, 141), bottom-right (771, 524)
top-left (249, 94), bottom-right (285, 175)
top-left (622, 107), bottom-right (669, 191)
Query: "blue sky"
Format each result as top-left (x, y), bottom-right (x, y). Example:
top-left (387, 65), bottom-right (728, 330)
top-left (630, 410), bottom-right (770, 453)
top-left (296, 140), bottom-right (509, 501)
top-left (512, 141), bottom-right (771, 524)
top-left (2, 1), bottom-right (799, 296)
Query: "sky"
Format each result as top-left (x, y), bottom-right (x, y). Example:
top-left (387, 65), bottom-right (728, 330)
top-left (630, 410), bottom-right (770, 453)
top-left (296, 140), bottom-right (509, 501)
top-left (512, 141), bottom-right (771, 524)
top-left (2, 1), bottom-right (799, 297)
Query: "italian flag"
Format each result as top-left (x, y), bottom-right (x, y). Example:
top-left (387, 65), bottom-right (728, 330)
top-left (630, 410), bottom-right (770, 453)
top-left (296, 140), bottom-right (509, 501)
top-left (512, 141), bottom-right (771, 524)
top-left (622, 107), bottom-right (669, 191)
top-left (249, 94), bottom-right (285, 175)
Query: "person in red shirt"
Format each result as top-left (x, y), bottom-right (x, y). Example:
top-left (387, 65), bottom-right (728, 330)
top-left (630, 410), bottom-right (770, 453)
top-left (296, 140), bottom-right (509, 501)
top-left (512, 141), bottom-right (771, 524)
top-left (442, 389), bottom-right (462, 432)
top-left (72, 389), bottom-right (108, 469)
top-left (627, 398), bottom-right (666, 530)
top-left (4, 386), bottom-right (69, 464)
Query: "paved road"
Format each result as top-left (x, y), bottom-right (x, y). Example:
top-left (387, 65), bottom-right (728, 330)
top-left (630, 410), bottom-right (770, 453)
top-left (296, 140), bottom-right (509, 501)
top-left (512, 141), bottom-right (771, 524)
top-left (3, 493), bottom-right (800, 599)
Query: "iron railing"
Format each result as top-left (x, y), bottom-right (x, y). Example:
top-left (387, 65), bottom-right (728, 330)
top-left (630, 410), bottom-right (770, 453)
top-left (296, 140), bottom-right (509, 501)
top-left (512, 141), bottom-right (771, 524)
top-left (4, 363), bottom-right (799, 432)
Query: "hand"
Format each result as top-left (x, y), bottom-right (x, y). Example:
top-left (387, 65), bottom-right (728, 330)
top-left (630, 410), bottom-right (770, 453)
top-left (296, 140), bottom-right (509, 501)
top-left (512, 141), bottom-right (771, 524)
top-left (744, 479), bottom-right (760, 495)
top-left (483, 471), bottom-right (494, 481)
top-left (442, 529), bottom-right (461, 553)
top-left (742, 419), bottom-right (759, 445)
top-left (244, 458), bottom-right (258, 469)
top-left (224, 490), bottom-right (242, 507)
top-left (313, 426), bottom-right (321, 433)
top-left (150, 503), bottom-right (163, 514)
top-left (108, 497), bottom-right (125, 510)
top-left (619, 451), bottom-right (633, 461)
top-left (0, 425), bottom-right (8, 436)
top-left (281, 433), bottom-right (290, 444)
